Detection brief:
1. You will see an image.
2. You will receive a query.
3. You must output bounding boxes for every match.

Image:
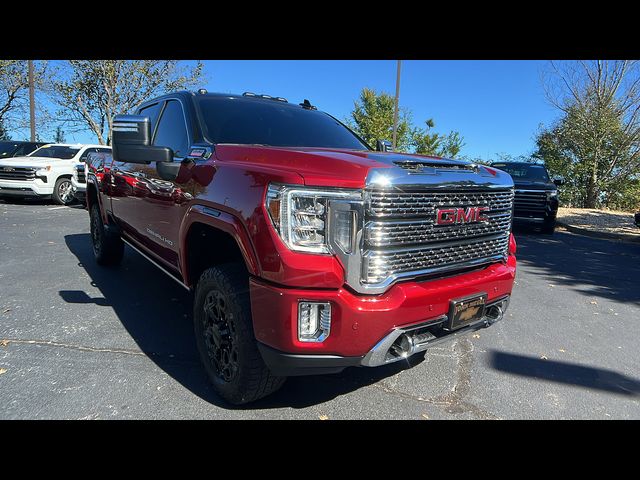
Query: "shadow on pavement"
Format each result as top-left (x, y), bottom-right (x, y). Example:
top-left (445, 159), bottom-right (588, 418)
top-left (490, 350), bottom-right (640, 397)
top-left (512, 226), bottom-right (640, 304)
top-left (62, 233), bottom-right (424, 409)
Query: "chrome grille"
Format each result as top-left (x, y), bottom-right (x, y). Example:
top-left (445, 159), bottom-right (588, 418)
top-left (514, 190), bottom-right (547, 213)
top-left (369, 189), bottom-right (514, 218)
top-left (364, 235), bottom-right (510, 284)
top-left (362, 188), bottom-right (514, 286)
top-left (366, 212), bottom-right (512, 247)
top-left (0, 167), bottom-right (36, 181)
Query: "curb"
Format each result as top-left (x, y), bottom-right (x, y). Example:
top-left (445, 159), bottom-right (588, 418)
top-left (556, 220), bottom-right (640, 244)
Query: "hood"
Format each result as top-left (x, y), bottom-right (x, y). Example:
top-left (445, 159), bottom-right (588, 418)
top-left (512, 179), bottom-right (557, 191)
top-left (213, 145), bottom-right (496, 189)
top-left (0, 156), bottom-right (71, 168)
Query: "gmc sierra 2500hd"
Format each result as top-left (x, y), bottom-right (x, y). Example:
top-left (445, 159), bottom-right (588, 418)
top-left (86, 90), bottom-right (517, 404)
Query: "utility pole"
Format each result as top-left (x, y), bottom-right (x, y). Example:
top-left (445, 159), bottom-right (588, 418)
top-left (28, 60), bottom-right (35, 142)
top-left (392, 60), bottom-right (402, 150)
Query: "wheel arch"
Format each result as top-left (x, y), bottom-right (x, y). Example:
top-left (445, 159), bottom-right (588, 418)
top-left (180, 206), bottom-right (260, 288)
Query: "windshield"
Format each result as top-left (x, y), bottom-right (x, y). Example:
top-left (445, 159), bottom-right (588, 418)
top-left (0, 142), bottom-right (19, 158)
top-left (29, 145), bottom-right (81, 159)
top-left (196, 97), bottom-right (370, 150)
top-left (492, 163), bottom-right (551, 182)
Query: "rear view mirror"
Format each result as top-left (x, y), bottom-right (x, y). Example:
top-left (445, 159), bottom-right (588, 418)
top-left (376, 139), bottom-right (393, 152)
top-left (112, 115), bottom-right (173, 164)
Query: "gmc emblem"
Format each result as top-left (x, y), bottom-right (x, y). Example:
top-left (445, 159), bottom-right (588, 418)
top-left (436, 206), bottom-right (489, 225)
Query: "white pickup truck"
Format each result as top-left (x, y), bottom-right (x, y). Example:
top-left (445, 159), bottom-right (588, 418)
top-left (0, 144), bottom-right (111, 205)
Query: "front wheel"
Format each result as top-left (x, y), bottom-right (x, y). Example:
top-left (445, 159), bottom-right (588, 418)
top-left (90, 204), bottom-right (124, 266)
top-left (53, 177), bottom-right (74, 205)
top-left (541, 218), bottom-right (556, 234)
top-left (194, 264), bottom-right (285, 405)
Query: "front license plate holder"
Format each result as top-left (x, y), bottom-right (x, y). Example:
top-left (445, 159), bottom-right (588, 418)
top-left (446, 293), bottom-right (487, 331)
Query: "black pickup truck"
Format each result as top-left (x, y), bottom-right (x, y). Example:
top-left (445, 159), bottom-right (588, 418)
top-left (490, 162), bottom-right (561, 234)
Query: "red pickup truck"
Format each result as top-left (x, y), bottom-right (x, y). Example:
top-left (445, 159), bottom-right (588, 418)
top-left (86, 90), bottom-right (517, 404)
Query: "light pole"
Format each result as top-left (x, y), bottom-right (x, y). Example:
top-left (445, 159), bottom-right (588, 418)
top-left (28, 60), bottom-right (35, 142)
top-left (392, 60), bottom-right (402, 150)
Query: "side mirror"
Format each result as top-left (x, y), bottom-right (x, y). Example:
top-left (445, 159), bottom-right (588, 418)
top-left (553, 177), bottom-right (564, 186)
top-left (376, 139), bottom-right (393, 152)
top-left (112, 114), bottom-right (173, 164)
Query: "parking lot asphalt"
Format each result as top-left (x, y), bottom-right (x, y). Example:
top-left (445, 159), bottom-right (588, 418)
top-left (1, 200), bottom-right (639, 419)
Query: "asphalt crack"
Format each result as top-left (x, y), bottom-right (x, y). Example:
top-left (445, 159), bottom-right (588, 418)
top-left (1, 338), bottom-right (202, 366)
top-left (372, 338), bottom-right (500, 420)
top-left (1, 339), bottom-right (146, 356)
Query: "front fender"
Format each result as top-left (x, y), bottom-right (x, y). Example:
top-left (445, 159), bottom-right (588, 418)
top-left (178, 204), bottom-right (260, 287)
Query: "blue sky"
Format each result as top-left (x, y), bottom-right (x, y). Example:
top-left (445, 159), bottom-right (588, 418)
top-left (28, 60), bottom-right (561, 161)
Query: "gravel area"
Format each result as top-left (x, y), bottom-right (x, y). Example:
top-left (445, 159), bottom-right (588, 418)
top-left (557, 207), bottom-right (640, 238)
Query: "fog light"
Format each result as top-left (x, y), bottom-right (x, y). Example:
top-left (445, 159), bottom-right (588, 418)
top-left (298, 301), bottom-right (331, 342)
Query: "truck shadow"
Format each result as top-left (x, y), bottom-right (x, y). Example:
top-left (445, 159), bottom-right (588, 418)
top-left (62, 233), bottom-right (422, 409)
top-left (490, 351), bottom-right (640, 397)
top-left (512, 227), bottom-right (640, 305)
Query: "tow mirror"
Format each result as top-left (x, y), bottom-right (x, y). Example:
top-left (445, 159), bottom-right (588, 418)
top-left (376, 139), bottom-right (393, 152)
top-left (112, 114), bottom-right (173, 164)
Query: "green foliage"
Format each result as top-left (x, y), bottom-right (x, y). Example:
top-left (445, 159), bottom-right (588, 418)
top-left (603, 176), bottom-right (640, 211)
top-left (534, 101), bottom-right (640, 209)
top-left (50, 60), bottom-right (204, 145)
top-left (348, 88), bottom-right (464, 157)
top-left (536, 60), bottom-right (640, 210)
top-left (412, 119), bottom-right (464, 158)
top-left (347, 88), bottom-right (413, 151)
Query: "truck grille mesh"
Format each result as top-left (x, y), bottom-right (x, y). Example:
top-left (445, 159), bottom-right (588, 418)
top-left (514, 190), bottom-right (547, 214)
top-left (0, 167), bottom-right (36, 181)
top-left (369, 189), bottom-right (514, 218)
top-left (363, 188), bottom-right (514, 285)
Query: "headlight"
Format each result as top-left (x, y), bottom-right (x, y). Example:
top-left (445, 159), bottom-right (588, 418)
top-left (547, 190), bottom-right (558, 199)
top-left (266, 184), bottom-right (361, 254)
top-left (35, 165), bottom-right (51, 174)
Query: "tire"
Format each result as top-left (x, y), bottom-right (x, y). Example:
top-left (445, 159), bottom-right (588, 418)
top-left (53, 177), bottom-right (74, 206)
top-left (90, 204), bottom-right (124, 266)
top-left (541, 219), bottom-right (556, 234)
top-left (194, 264), bottom-right (285, 405)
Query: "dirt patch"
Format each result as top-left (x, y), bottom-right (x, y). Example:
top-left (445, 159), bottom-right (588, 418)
top-left (557, 207), bottom-right (640, 238)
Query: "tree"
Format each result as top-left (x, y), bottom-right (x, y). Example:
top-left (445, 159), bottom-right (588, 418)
top-left (0, 60), bottom-right (28, 133)
top-left (412, 118), bottom-right (464, 158)
top-left (347, 88), bottom-right (465, 157)
top-left (0, 118), bottom-right (10, 140)
top-left (50, 60), bottom-right (204, 145)
top-left (0, 60), bottom-right (48, 136)
top-left (347, 88), bottom-right (414, 151)
top-left (54, 126), bottom-right (66, 143)
top-left (536, 60), bottom-right (640, 209)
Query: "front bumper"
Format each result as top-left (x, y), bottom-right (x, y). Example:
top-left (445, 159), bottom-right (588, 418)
top-left (71, 177), bottom-right (86, 202)
top-left (513, 199), bottom-right (558, 223)
top-left (0, 179), bottom-right (53, 198)
top-left (258, 295), bottom-right (510, 376)
top-left (251, 255), bottom-right (516, 376)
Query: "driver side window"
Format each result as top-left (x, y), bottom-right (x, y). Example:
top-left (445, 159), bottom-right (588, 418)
top-left (153, 100), bottom-right (189, 158)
